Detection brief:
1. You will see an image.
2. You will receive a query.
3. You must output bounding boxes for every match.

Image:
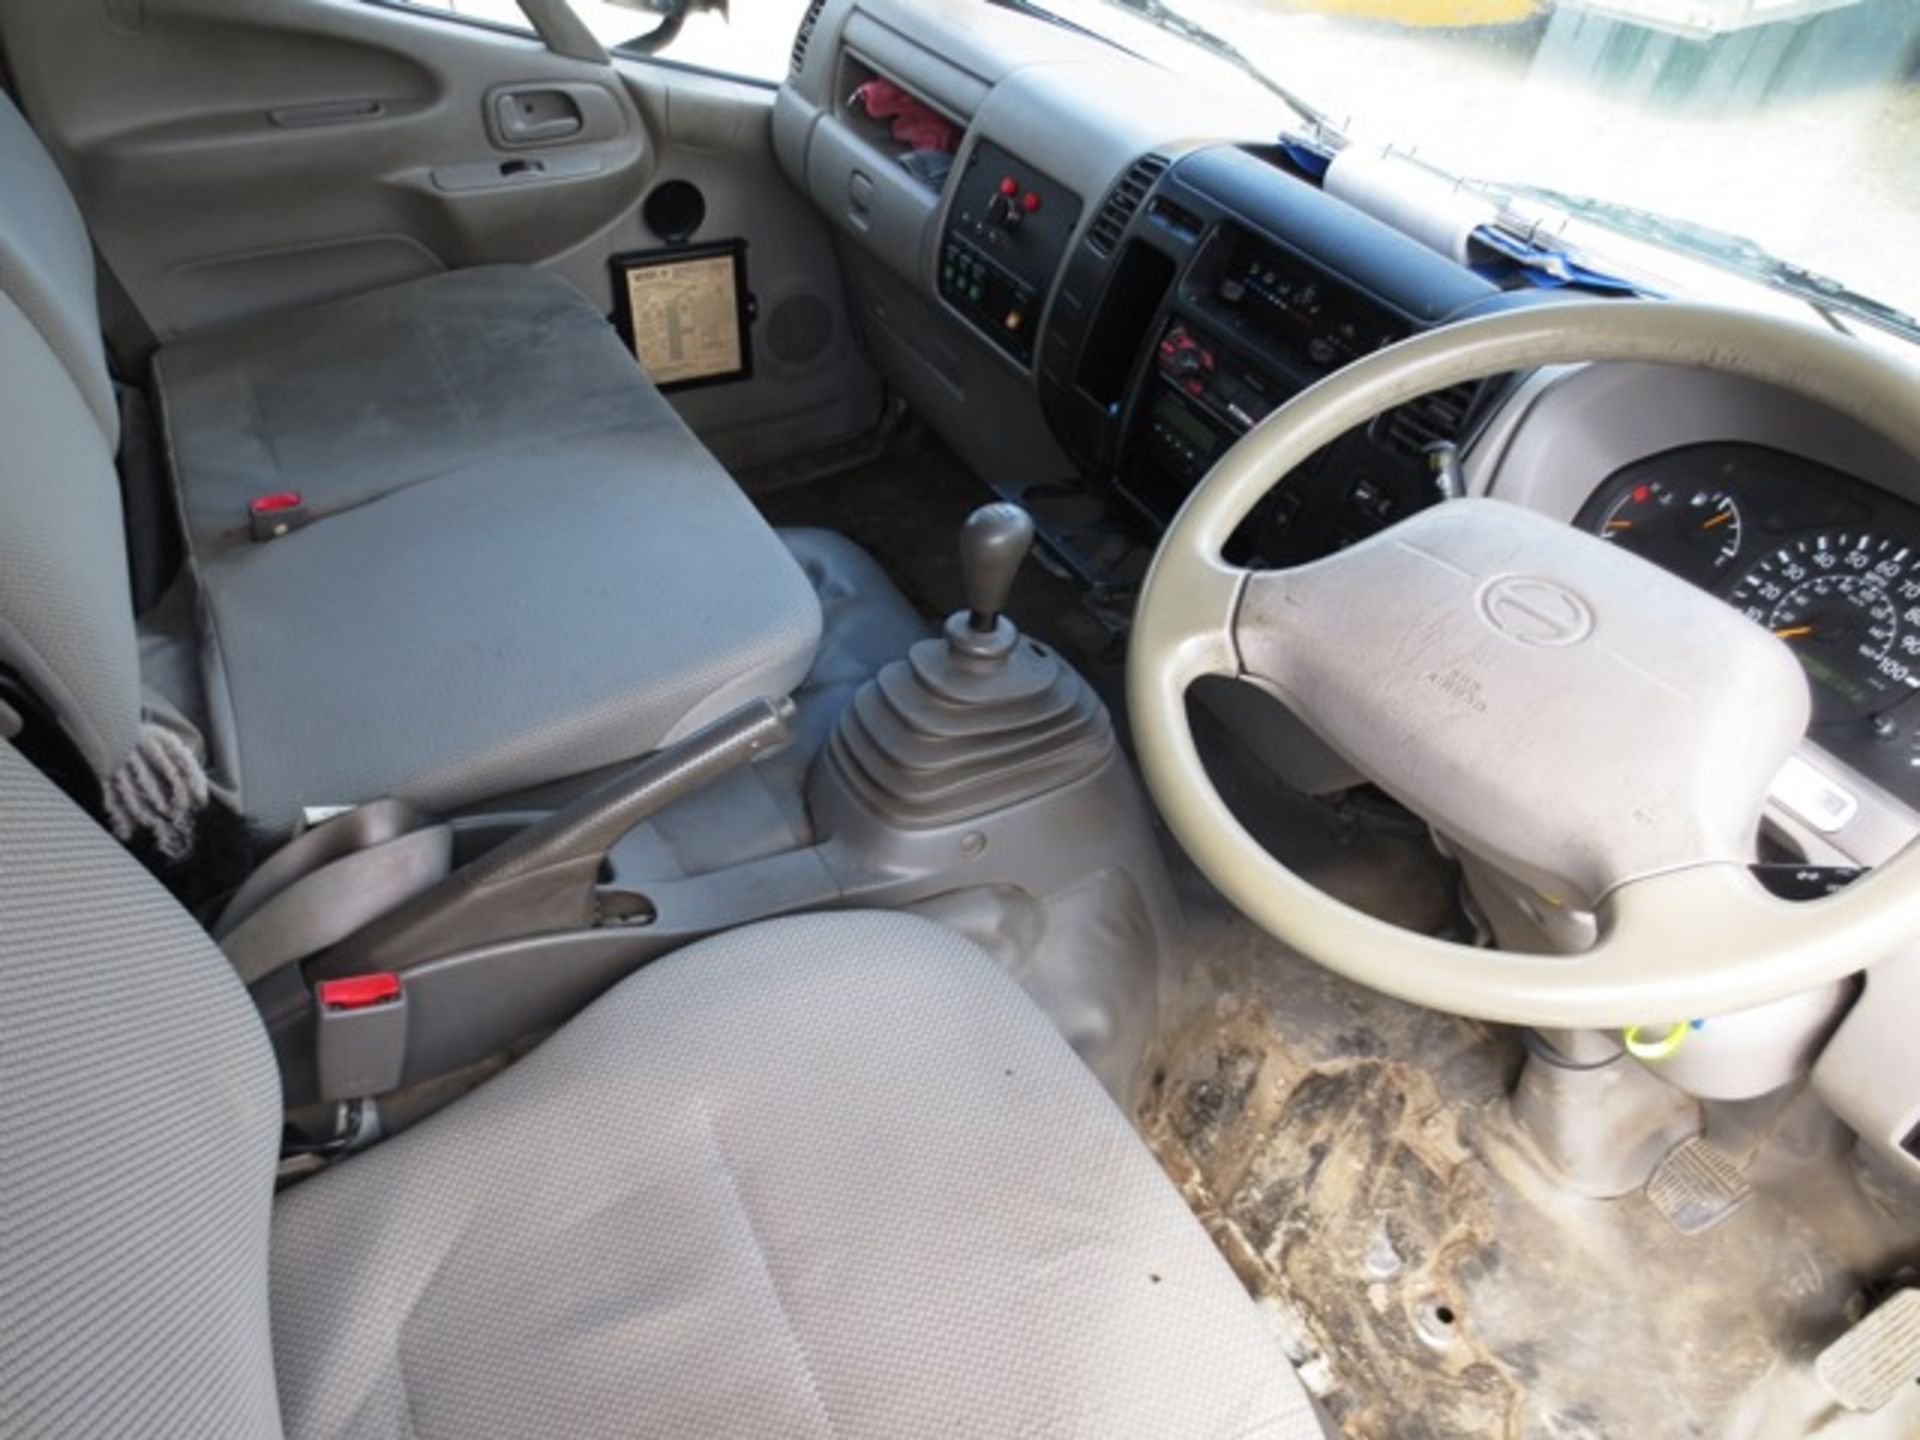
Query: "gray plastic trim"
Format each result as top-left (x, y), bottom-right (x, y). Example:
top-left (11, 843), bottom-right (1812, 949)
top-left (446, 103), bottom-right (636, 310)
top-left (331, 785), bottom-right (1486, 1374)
top-left (1813, 948), bottom-right (1920, 1183)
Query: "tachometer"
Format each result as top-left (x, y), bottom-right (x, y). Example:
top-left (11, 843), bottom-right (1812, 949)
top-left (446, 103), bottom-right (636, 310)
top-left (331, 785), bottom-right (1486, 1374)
top-left (1729, 531), bottom-right (1920, 721)
top-left (1592, 478), bottom-right (1743, 585)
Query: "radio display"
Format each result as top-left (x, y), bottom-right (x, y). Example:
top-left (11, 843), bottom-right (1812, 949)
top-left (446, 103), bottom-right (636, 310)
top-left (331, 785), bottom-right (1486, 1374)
top-left (1187, 224), bottom-right (1407, 380)
top-left (1154, 392), bottom-right (1218, 451)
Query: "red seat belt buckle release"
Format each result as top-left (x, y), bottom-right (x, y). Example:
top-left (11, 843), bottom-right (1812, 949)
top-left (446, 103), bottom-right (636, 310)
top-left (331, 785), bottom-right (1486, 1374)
top-left (316, 973), bottom-right (401, 1011)
top-left (314, 972), bottom-right (407, 1101)
top-left (248, 490), bottom-right (309, 541)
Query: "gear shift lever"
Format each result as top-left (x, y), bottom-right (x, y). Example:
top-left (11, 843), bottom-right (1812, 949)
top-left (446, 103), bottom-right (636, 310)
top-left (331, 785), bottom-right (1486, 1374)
top-left (961, 503), bottom-right (1035, 632)
top-left (815, 498), bottom-right (1113, 830)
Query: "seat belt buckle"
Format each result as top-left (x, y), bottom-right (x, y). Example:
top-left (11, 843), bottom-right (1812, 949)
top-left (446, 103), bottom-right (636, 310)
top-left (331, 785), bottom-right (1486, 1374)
top-left (248, 490), bottom-right (310, 541)
top-left (314, 972), bottom-right (407, 1101)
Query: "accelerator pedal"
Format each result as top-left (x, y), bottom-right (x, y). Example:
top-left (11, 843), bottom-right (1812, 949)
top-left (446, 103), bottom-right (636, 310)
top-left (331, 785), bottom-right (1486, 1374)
top-left (1644, 1137), bottom-right (1751, 1235)
top-left (1817, 1289), bottom-right (1920, 1413)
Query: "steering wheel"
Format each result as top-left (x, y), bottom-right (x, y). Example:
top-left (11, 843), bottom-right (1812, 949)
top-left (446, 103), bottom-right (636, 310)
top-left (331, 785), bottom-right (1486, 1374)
top-left (1128, 299), bottom-right (1920, 1028)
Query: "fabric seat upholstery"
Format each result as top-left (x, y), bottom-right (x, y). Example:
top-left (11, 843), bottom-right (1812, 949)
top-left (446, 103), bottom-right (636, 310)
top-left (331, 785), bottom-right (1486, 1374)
top-left (0, 743), bottom-right (283, 1437)
top-left (0, 91), bottom-right (822, 828)
top-left (0, 741), bottom-right (1322, 1438)
top-left (153, 266), bottom-right (688, 561)
top-left (187, 408), bottom-right (821, 827)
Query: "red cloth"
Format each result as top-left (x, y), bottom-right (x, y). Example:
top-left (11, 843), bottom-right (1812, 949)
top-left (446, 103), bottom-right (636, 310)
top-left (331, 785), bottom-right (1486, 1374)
top-left (853, 78), bottom-right (959, 153)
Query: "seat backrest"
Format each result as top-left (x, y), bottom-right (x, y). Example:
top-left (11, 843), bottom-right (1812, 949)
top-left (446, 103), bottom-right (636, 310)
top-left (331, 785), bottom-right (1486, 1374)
top-left (0, 89), bottom-right (118, 446)
top-left (0, 288), bottom-right (143, 781)
top-left (0, 88), bottom-right (143, 786)
top-left (0, 739), bottom-right (284, 1438)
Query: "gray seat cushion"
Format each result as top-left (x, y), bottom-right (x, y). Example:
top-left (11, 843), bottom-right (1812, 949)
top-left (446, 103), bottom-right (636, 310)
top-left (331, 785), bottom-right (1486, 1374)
top-left (193, 429), bottom-right (821, 828)
top-left (154, 268), bottom-right (662, 562)
top-left (271, 911), bottom-right (1321, 1439)
top-left (152, 267), bottom-right (822, 826)
top-left (0, 742), bottom-right (283, 1439)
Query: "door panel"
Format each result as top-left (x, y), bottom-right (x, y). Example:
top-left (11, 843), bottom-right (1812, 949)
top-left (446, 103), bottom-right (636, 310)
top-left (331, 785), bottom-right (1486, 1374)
top-left (0, 0), bottom-right (653, 338)
top-left (1, 0), bottom-right (881, 466)
top-left (544, 61), bottom-right (883, 471)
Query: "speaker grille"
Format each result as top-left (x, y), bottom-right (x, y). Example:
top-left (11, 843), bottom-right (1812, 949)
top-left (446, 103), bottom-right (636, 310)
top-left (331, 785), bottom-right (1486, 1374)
top-left (767, 294), bottom-right (835, 366)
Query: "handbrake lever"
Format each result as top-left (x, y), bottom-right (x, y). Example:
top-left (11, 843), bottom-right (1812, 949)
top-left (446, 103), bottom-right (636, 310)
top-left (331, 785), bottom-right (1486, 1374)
top-left (317, 697), bottom-right (796, 975)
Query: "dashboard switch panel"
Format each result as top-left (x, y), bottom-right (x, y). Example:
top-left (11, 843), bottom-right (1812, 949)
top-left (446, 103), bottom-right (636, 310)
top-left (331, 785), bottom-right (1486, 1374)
top-left (940, 140), bottom-right (1082, 365)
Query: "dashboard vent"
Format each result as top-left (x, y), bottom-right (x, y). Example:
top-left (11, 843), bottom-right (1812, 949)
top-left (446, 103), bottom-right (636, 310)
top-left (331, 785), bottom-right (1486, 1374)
top-left (1374, 380), bottom-right (1477, 459)
top-left (790, 0), bottom-right (828, 77)
top-left (1087, 154), bottom-right (1168, 257)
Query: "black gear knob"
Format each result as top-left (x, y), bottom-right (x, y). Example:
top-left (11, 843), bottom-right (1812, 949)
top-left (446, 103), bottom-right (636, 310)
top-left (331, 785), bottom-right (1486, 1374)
top-left (960, 502), bottom-right (1035, 632)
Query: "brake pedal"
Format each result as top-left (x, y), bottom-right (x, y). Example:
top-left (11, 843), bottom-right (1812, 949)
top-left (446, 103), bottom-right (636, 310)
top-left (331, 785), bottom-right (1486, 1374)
top-left (1644, 1137), bottom-right (1750, 1234)
top-left (1817, 1289), bottom-right (1920, 1413)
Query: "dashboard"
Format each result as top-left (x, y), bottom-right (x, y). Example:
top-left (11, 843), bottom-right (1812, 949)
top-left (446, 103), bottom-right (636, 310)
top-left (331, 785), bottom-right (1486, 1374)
top-left (771, 0), bottom-right (1920, 873)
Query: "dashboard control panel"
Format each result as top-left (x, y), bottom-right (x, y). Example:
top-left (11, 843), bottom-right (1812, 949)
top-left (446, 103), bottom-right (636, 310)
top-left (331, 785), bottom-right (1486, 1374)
top-left (939, 140), bottom-right (1082, 365)
top-left (1135, 322), bottom-right (1279, 502)
top-left (1038, 146), bottom-right (1501, 559)
top-left (1122, 304), bottom-right (1459, 560)
top-left (1184, 225), bottom-right (1407, 383)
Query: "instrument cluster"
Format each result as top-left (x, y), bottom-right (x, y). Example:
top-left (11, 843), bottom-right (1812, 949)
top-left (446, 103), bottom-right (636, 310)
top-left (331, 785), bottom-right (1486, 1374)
top-left (1576, 443), bottom-right (1920, 806)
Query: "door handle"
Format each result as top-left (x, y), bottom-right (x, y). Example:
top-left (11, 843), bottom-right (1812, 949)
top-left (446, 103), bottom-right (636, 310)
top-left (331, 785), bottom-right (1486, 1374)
top-left (492, 88), bottom-right (584, 146)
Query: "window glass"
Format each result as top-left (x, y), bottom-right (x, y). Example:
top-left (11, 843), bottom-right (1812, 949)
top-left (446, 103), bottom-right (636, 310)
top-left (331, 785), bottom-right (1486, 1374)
top-left (1046, 0), bottom-right (1920, 327)
top-left (392, 0), bottom-right (809, 83)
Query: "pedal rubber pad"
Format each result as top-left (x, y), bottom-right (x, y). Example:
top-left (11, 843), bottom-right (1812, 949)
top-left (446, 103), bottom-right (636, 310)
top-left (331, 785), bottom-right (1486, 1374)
top-left (1644, 1137), bottom-right (1751, 1235)
top-left (1818, 1289), bottom-right (1920, 1414)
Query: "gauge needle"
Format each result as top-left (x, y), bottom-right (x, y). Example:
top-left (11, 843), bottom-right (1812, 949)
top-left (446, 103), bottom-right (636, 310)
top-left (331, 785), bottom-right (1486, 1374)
top-left (1702, 511), bottom-right (1733, 530)
top-left (1774, 625), bottom-right (1814, 639)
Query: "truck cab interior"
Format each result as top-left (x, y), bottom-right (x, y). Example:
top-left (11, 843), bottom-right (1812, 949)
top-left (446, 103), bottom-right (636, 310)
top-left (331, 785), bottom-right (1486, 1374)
top-left (3, 0), bottom-right (1918, 1435)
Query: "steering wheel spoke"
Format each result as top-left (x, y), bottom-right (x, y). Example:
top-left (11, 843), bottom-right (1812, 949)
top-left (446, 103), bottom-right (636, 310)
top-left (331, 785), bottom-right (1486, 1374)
top-left (1130, 543), bottom-right (1250, 689)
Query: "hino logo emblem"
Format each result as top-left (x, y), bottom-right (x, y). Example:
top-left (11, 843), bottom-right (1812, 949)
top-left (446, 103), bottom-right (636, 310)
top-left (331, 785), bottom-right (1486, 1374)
top-left (1478, 576), bottom-right (1594, 647)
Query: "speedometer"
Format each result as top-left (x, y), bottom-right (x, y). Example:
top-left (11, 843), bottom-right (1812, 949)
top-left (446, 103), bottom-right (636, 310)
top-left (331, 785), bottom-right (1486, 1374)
top-left (1728, 531), bottom-right (1920, 721)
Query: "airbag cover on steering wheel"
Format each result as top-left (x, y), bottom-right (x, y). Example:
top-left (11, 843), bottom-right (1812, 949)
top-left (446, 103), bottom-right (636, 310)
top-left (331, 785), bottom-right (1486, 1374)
top-left (1235, 497), bottom-right (1808, 906)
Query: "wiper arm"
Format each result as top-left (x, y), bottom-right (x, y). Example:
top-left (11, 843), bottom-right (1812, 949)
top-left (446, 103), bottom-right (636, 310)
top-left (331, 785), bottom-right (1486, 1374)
top-left (1100, 0), bottom-right (1339, 141)
top-left (1481, 180), bottom-right (1920, 346)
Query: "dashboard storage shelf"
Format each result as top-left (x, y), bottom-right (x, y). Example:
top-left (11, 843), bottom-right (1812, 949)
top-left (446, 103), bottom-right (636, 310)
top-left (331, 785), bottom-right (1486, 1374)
top-left (836, 53), bottom-right (964, 194)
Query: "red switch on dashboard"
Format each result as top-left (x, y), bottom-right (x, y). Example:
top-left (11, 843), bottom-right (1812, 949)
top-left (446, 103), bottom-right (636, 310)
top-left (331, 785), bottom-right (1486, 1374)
top-left (1021, 191), bottom-right (1041, 213)
top-left (998, 175), bottom-right (1018, 196)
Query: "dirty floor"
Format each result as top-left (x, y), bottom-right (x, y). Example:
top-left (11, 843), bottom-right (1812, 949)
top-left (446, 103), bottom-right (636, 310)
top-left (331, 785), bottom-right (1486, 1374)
top-left (1143, 865), bottom-right (1920, 1439)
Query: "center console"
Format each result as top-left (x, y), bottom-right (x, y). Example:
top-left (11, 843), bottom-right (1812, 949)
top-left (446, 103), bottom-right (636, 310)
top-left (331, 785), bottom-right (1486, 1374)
top-left (1039, 144), bottom-right (1516, 567)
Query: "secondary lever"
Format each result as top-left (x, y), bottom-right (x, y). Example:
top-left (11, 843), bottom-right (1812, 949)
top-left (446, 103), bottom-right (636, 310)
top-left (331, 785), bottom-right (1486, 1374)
top-left (317, 697), bottom-right (795, 974)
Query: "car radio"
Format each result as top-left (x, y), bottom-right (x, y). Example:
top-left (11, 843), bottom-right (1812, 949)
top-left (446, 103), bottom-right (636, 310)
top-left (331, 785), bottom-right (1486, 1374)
top-left (1129, 321), bottom-right (1286, 520)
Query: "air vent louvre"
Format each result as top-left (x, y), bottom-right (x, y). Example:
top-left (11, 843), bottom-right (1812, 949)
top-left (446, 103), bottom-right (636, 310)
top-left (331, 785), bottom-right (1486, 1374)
top-left (1087, 154), bottom-right (1168, 256)
top-left (1375, 380), bottom-right (1477, 459)
top-left (790, 0), bottom-right (828, 77)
